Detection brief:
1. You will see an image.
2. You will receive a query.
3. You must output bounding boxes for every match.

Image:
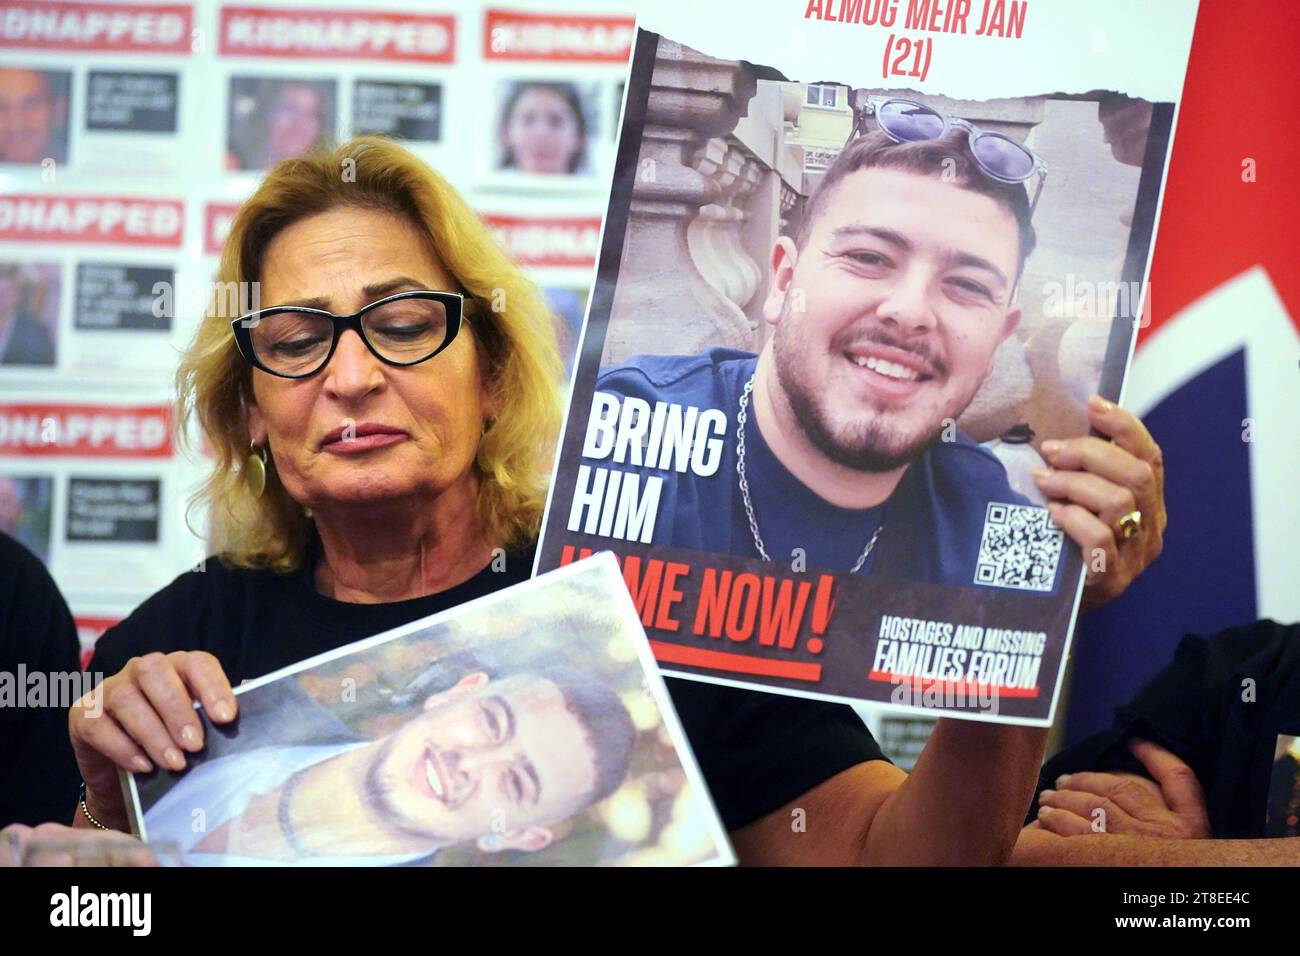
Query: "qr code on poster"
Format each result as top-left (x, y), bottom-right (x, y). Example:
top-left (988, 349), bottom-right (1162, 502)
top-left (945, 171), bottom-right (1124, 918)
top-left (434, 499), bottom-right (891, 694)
top-left (975, 503), bottom-right (1064, 592)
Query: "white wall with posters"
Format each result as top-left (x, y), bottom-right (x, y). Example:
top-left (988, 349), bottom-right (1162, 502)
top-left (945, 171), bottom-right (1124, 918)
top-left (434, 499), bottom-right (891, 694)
top-left (0, 0), bottom-right (631, 662)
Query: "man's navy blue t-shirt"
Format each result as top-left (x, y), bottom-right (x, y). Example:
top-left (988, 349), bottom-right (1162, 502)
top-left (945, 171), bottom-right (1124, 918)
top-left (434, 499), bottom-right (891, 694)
top-left (591, 348), bottom-right (1040, 831)
top-left (596, 348), bottom-right (1033, 581)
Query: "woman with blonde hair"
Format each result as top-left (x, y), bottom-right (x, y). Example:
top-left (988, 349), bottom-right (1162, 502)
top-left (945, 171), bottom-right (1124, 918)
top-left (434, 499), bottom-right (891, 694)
top-left (67, 136), bottom-right (566, 851)
top-left (56, 132), bottom-right (1175, 868)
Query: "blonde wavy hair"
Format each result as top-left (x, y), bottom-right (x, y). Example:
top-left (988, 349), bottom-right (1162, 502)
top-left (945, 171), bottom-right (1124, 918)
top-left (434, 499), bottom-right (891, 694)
top-left (177, 136), bottom-right (565, 573)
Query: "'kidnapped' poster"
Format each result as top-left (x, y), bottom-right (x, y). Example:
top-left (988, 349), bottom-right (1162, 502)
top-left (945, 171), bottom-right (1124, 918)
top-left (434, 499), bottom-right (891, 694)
top-left (535, 0), bottom-right (1199, 724)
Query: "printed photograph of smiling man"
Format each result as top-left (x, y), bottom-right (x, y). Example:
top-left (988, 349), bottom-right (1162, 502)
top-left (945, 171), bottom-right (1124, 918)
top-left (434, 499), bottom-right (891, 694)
top-left (128, 561), bottom-right (731, 867)
top-left (582, 66), bottom-right (1157, 595)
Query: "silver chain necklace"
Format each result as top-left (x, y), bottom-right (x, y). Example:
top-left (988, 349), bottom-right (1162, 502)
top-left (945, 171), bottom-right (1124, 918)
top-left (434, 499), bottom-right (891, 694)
top-left (736, 374), bottom-right (883, 573)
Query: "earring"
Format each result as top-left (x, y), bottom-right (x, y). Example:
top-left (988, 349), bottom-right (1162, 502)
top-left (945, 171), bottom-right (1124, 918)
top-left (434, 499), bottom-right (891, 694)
top-left (246, 443), bottom-right (268, 498)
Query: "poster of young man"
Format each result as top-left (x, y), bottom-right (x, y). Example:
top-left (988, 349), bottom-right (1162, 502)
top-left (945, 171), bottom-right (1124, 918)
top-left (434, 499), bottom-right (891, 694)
top-left (535, 0), bottom-right (1199, 724)
top-left (124, 554), bottom-right (733, 867)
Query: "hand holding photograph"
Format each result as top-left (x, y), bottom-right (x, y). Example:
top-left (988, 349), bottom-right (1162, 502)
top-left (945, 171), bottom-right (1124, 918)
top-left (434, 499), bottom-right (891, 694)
top-left (124, 554), bottom-right (733, 866)
top-left (535, 0), bottom-right (1198, 724)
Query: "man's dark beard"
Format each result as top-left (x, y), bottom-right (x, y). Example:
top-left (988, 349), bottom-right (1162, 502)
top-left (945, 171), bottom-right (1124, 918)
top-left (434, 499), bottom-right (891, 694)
top-left (362, 734), bottom-right (452, 847)
top-left (772, 319), bottom-right (945, 473)
top-left (780, 376), bottom-right (943, 472)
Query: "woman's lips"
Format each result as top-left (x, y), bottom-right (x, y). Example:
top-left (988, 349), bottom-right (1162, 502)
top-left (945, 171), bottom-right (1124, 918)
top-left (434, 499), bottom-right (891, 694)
top-left (321, 431), bottom-right (407, 454)
top-left (317, 426), bottom-right (403, 455)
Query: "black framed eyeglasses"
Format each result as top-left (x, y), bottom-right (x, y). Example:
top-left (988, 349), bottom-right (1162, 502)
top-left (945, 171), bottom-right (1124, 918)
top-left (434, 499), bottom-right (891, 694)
top-left (229, 290), bottom-right (465, 379)
top-left (848, 96), bottom-right (1049, 218)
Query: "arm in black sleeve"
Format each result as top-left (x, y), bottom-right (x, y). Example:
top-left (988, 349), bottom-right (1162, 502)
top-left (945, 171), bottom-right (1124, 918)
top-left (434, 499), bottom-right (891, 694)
top-left (0, 534), bottom-right (82, 826)
top-left (666, 677), bottom-right (889, 831)
top-left (1027, 622), bottom-right (1281, 823)
top-left (86, 564), bottom-right (221, 682)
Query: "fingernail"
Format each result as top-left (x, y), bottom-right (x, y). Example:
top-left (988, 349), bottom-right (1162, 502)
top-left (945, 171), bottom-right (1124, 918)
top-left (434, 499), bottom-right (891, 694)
top-left (1041, 439), bottom-right (1063, 456)
top-left (213, 701), bottom-right (234, 722)
top-left (1089, 394), bottom-right (1113, 412)
top-left (1056, 774), bottom-right (1072, 787)
top-left (132, 756), bottom-right (153, 773)
top-left (1032, 467), bottom-right (1051, 480)
top-left (1040, 789), bottom-right (1056, 799)
top-left (1037, 805), bottom-right (1051, 816)
top-left (164, 747), bottom-right (185, 771)
top-left (180, 725), bottom-right (199, 749)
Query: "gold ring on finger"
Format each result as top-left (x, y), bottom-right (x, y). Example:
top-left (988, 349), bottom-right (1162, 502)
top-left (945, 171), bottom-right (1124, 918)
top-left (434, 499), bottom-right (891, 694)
top-left (1115, 510), bottom-right (1142, 541)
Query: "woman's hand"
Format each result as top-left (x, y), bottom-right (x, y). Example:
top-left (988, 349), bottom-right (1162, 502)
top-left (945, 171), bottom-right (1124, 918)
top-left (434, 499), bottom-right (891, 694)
top-left (69, 651), bottom-right (238, 829)
top-left (1032, 394), bottom-right (1167, 611)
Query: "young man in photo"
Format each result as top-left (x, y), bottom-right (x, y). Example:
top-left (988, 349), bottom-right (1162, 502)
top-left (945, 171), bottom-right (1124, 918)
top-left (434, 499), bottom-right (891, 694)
top-left (139, 668), bottom-right (635, 865)
top-left (593, 123), bottom-right (1167, 864)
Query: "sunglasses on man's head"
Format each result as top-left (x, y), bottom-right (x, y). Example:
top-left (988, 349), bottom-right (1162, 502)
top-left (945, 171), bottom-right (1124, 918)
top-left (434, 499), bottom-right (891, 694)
top-left (229, 290), bottom-right (465, 379)
top-left (847, 97), bottom-right (1048, 218)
